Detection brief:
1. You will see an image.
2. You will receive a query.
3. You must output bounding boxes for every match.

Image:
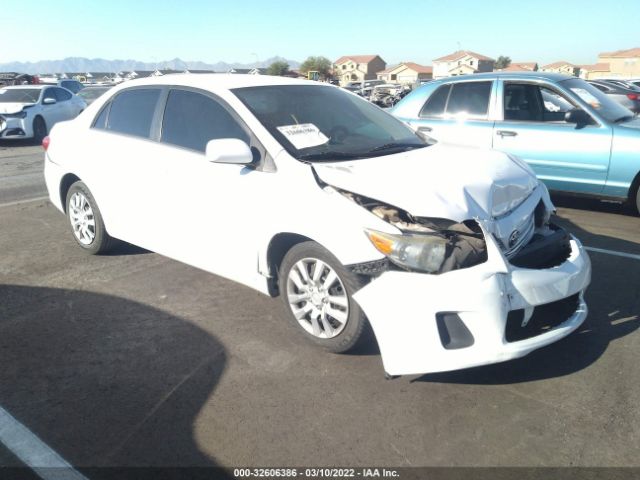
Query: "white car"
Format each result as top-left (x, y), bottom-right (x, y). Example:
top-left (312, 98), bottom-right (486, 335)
top-left (44, 75), bottom-right (591, 377)
top-left (0, 85), bottom-right (86, 142)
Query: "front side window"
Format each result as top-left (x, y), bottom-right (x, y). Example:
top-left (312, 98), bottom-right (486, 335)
top-left (55, 88), bottom-right (72, 101)
top-left (161, 89), bottom-right (249, 152)
top-left (233, 85), bottom-right (425, 161)
top-left (504, 82), bottom-right (585, 123)
top-left (446, 81), bottom-right (492, 117)
top-left (105, 88), bottom-right (161, 138)
top-left (43, 88), bottom-right (56, 102)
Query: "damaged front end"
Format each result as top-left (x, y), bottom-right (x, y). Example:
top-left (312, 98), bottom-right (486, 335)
top-left (328, 186), bottom-right (488, 275)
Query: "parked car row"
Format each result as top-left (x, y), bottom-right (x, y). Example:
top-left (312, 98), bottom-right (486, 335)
top-left (44, 74), bottom-right (592, 377)
top-left (0, 85), bottom-right (87, 142)
top-left (586, 79), bottom-right (640, 113)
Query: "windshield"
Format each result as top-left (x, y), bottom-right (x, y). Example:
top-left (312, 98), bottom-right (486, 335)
top-left (561, 78), bottom-right (633, 122)
top-left (0, 88), bottom-right (41, 103)
top-left (232, 85), bottom-right (426, 161)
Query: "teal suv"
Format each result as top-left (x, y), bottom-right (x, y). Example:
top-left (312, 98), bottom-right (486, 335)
top-left (392, 72), bottom-right (640, 213)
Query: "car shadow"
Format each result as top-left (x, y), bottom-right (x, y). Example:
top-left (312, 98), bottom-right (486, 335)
top-left (0, 285), bottom-right (231, 477)
top-left (551, 192), bottom-right (637, 217)
top-left (102, 242), bottom-right (151, 256)
top-left (0, 138), bottom-right (41, 149)
top-left (413, 215), bottom-right (639, 385)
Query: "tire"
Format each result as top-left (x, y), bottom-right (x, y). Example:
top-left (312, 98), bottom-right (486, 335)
top-left (635, 185), bottom-right (640, 216)
top-left (65, 181), bottom-right (116, 254)
top-left (279, 241), bottom-right (371, 353)
top-left (32, 116), bottom-right (47, 144)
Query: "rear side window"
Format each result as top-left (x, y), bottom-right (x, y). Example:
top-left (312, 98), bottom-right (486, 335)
top-left (419, 84), bottom-right (450, 117)
top-left (161, 89), bottom-right (249, 152)
top-left (446, 81), bottom-right (492, 117)
top-left (106, 89), bottom-right (160, 139)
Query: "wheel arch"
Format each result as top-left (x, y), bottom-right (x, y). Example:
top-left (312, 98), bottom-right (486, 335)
top-left (59, 173), bottom-right (82, 213)
top-left (628, 169), bottom-right (640, 203)
top-left (265, 232), bottom-right (315, 296)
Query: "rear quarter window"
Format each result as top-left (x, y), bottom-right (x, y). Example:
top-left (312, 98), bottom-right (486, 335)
top-left (103, 88), bottom-right (161, 139)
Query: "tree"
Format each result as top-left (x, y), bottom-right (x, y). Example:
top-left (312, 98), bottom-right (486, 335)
top-left (495, 56), bottom-right (512, 69)
top-left (299, 56), bottom-right (332, 78)
top-left (267, 61), bottom-right (290, 76)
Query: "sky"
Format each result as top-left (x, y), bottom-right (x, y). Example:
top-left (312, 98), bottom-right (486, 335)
top-left (2, 0), bottom-right (638, 66)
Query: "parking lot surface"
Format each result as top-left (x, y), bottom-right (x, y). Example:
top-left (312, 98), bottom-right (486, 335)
top-left (0, 141), bottom-right (639, 469)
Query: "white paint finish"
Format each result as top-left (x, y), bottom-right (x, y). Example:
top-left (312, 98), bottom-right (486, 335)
top-left (585, 246), bottom-right (640, 261)
top-left (355, 236), bottom-right (591, 376)
top-left (0, 405), bottom-right (87, 480)
top-left (44, 74), bottom-right (593, 375)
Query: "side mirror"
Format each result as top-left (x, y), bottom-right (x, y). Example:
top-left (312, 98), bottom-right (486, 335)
top-left (205, 138), bottom-right (253, 165)
top-left (43, 97), bottom-right (56, 105)
top-left (564, 108), bottom-right (591, 126)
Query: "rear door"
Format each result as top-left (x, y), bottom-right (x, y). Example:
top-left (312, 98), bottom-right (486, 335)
top-left (53, 87), bottom-right (76, 121)
top-left (406, 80), bottom-right (496, 147)
top-left (83, 87), bottom-right (165, 246)
top-left (492, 80), bottom-right (612, 194)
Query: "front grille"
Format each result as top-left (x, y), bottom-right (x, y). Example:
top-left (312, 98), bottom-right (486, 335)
top-left (505, 293), bottom-right (581, 343)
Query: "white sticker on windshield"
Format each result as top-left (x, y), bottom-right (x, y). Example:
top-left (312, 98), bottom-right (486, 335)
top-left (277, 123), bottom-right (329, 150)
top-left (571, 88), bottom-right (600, 108)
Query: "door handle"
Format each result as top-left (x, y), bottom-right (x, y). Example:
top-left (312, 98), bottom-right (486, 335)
top-left (417, 126), bottom-right (433, 133)
top-left (496, 130), bottom-right (517, 137)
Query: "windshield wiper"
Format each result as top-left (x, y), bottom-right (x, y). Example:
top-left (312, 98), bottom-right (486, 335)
top-left (298, 151), bottom-right (363, 162)
top-left (367, 142), bottom-right (426, 154)
top-left (614, 115), bottom-right (634, 123)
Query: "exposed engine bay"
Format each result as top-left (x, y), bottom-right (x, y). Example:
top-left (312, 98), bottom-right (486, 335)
top-left (331, 185), bottom-right (488, 274)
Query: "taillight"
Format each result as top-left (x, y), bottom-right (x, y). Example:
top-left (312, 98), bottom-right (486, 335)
top-left (42, 136), bottom-right (50, 151)
top-left (627, 93), bottom-right (638, 101)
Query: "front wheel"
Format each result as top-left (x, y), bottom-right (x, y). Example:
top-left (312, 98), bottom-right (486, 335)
top-left (65, 181), bottom-right (116, 254)
top-left (32, 116), bottom-right (47, 144)
top-left (279, 241), bottom-right (371, 353)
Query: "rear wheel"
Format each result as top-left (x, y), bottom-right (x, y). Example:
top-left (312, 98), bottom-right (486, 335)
top-left (65, 181), bottom-right (116, 254)
top-left (279, 241), bottom-right (371, 353)
top-left (635, 186), bottom-right (640, 215)
top-left (33, 116), bottom-right (47, 144)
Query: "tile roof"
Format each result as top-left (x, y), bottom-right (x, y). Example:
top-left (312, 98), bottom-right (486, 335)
top-left (402, 62), bottom-right (433, 73)
top-left (599, 47), bottom-right (640, 58)
top-left (334, 55), bottom-right (380, 65)
top-left (578, 63), bottom-right (610, 72)
top-left (433, 50), bottom-right (495, 62)
top-left (541, 61), bottom-right (575, 69)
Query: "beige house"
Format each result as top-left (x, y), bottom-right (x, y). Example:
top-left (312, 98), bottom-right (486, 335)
top-left (498, 62), bottom-right (538, 72)
top-left (334, 55), bottom-right (387, 86)
top-left (377, 62), bottom-right (433, 84)
top-left (597, 47), bottom-right (640, 78)
top-left (540, 61), bottom-right (579, 76)
top-left (432, 50), bottom-right (495, 79)
top-left (578, 63), bottom-right (611, 80)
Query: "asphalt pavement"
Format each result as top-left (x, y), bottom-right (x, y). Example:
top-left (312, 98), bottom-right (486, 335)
top-left (0, 141), bottom-right (638, 472)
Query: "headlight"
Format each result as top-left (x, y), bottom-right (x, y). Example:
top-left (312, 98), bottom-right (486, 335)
top-left (2, 111), bottom-right (27, 119)
top-left (365, 229), bottom-right (449, 273)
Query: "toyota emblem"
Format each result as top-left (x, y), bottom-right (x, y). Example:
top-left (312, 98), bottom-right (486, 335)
top-left (508, 229), bottom-right (520, 248)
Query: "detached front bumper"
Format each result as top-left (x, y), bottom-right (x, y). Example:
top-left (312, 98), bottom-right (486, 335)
top-left (354, 233), bottom-right (591, 376)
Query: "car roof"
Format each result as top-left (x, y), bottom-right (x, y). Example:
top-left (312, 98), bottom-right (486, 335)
top-left (112, 74), bottom-right (322, 91)
top-left (429, 71), bottom-right (574, 84)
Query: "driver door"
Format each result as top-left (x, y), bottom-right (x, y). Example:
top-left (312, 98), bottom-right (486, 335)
top-left (492, 80), bottom-right (612, 194)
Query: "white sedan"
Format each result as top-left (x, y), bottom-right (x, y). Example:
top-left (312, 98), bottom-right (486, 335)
top-left (0, 85), bottom-right (86, 142)
top-left (44, 75), bottom-right (591, 377)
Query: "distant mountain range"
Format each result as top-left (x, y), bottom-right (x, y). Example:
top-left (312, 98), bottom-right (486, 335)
top-left (0, 56), bottom-right (301, 74)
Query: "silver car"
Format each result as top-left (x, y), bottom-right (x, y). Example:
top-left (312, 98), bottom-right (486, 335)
top-left (0, 85), bottom-right (86, 142)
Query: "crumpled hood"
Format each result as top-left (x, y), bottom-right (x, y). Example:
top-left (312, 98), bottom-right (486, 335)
top-left (0, 103), bottom-right (32, 114)
top-left (313, 143), bottom-right (539, 222)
